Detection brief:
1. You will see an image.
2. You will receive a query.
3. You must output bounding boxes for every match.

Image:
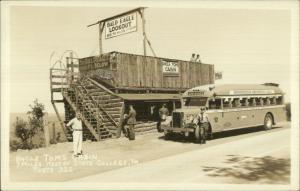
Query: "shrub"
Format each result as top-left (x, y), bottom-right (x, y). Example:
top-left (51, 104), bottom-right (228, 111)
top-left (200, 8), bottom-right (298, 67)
top-left (9, 138), bottom-right (22, 151)
top-left (11, 99), bottom-right (46, 151)
top-left (13, 117), bottom-right (34, 150)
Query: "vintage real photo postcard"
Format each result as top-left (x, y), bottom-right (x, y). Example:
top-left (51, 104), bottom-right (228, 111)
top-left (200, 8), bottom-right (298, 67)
top-left (1, 0), bottom-right (299, 190)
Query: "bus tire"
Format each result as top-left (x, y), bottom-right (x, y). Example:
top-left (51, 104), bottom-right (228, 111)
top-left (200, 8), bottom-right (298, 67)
top-left (164, 130), bottom-right (172, 140)
top-left (263, 113), bottom-right (273, 130)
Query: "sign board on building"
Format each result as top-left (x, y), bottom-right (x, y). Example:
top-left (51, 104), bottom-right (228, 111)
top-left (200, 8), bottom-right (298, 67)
top-left (105, 12), bottom-right (138, 39)
top-left (162, 60), bottom-right (179, 76)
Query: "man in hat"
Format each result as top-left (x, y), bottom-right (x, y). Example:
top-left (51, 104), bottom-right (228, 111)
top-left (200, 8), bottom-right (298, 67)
top-left (124, 105), bottom-right (136, 140)
top-left (66, 113), bottom-right (83, 157)
top-left (157, 104), bottom-right (169, 132)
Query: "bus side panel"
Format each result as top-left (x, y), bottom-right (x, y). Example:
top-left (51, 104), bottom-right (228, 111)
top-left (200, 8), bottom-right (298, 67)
top-left (206, 112), bottom-right (223, 132)
top-left (264, 105), bottom-right (287, 124)
top-left (215, 109), bottom-right (262, 131)
top-left (210, 106), bottom-right (286, 132)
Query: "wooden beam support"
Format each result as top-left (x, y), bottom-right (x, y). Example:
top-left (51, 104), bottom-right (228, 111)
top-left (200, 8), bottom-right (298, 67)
top-left (139, 8), bottom-right (147, 56)
top-left (51, 75), bottom-right (67, 78)
top-left (99, 22), bottom-right (103, 55)
top-left (51, 82), bottom-right (68, 85)
top-left (51, 101), bottom-right (68, 137)
top-left (52, 100), bottom-right (64, 103)
top-left (51, 88), bottom-right (65, 92)
top-left (67, 64), bottom-right (79, 68)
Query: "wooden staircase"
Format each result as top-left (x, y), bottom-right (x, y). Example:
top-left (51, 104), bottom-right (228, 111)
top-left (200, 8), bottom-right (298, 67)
top-left (62, 77), bottom-right (124, 141)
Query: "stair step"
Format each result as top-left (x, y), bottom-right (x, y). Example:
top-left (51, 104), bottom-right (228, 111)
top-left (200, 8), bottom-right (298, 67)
top-left (101, 102), bottom-right (123, 108)
top-left (96, 100), bottom-right (123, 105)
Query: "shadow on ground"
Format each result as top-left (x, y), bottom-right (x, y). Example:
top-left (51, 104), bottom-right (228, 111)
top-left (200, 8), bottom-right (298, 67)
top-left (202, 155), bottom-right (290, 184)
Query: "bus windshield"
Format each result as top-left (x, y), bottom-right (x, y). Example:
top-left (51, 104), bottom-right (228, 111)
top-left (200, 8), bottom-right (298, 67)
top-left (184, 97), bottom-right (208, 107)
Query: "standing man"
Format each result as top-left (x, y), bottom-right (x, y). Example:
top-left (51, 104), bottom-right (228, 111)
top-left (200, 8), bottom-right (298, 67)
top-left (196, 54), bottom-right (201, 63)
top-left (197, 107), bottom-right (209, 143)
top-left (125, 105), bottom-right (136, 140)
top-left (157, 104), bottom-right (169, 132)
top-left (66, 113), bottom-right (83, 157)
top-left (190, 53), bottom-right (196, 62)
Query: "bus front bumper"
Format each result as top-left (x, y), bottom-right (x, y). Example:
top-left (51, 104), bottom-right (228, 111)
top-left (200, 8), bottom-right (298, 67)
top-left (162, 126), bottom-right (195, 133)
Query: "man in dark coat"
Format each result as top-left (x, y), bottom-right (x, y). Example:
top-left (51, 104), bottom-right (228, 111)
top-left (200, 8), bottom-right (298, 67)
top-left (116, 105), bottom-right (136, 139)
top-left (157, 104), bottom-right (169, 132)
top-left (125, 105), bottom-right (136, 140)
top-left (126, 105), bottom-right (136, 127)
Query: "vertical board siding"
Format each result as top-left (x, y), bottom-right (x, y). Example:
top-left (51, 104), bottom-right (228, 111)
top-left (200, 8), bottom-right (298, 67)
top-left (81, 52), bottom-right (214, 89)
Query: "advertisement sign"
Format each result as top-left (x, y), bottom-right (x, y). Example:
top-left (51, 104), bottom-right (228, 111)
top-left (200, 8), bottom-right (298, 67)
top-left (105, 12), bottom-right (137, 39)
top-left (162, 60), bottom-right (179, 76)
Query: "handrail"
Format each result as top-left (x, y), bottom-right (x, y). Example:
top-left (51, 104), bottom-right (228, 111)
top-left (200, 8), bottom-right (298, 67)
top-left (78, 78), bottom-right (119, 127)
top-left (74, 86), bottom-right (105, 124)
top-left (62, 90), bottom-right (100, 141)
top-left (87, 77), bottom-right (117, 96)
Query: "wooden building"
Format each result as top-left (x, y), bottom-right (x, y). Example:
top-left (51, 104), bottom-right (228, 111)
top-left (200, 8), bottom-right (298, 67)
top-left (51, 51), bottom-right (215, 141)
top-left (79, 51), bottom-right (214, 92)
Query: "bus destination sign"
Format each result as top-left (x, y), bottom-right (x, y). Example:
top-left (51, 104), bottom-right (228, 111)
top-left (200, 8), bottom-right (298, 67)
top-left (187, 90), bottom-right (205, 96)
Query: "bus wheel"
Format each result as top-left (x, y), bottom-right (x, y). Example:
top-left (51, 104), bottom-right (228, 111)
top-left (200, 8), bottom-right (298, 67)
top-left (164, 130), bottom-right (172, 140)
top-left (263, 113), bottom-right (273, 130)
top-left (195, 125), bottom-right (206, 144)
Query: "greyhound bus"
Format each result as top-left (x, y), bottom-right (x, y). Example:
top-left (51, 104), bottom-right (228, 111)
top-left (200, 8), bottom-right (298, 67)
top-left (162, 83), bottom-right (287, 143)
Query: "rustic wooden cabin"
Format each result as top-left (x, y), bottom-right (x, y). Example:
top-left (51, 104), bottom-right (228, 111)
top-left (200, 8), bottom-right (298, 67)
top-left (79, 51), bottom-right (214, 92)
top-left (51, 51), bottom-right (214, 141)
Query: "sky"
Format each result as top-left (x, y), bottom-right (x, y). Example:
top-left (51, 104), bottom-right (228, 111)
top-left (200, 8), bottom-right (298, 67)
top-left (5, 3), bottom-right (294, 114)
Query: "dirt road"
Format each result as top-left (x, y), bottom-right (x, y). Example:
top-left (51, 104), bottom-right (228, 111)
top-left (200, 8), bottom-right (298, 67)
top-left (10, 122), bottom-right (290, 184)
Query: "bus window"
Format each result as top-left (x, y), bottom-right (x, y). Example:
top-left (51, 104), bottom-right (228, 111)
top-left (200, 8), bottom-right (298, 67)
top-left (223, 100), bottom-right (231, 108)
top-left (276, 96), bottom-right (283, 105)
top-left (250, 98), bottom-right (256, 106)
top-left (271, 97), bottom-right (277, 105)
top-left (259, 98), bottom-right (264, 106)
top-left (184, 97), bottom-right (207, 107)
top-left (229, 101), bottom-right (233, 108)
top-left (265, 98), bottom-right (271, 105)
top-left (208, 99), bottom-right (222, 109)
top-left (241, 98), bottom-right (249, 107)
top-left (233, 99), bottom-right (241, 107)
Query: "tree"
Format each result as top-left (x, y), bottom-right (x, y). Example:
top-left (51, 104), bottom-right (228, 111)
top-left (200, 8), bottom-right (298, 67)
top-left (27, 99), bottom-right (45, 148)
top-left (11, 117), bottom-right (30, 150)
top-left (12, 99), bottom-right (46, 150)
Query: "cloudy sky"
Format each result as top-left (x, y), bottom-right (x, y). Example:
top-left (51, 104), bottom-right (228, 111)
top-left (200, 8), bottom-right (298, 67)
top-left (3, 1), bottom-right (297, 113)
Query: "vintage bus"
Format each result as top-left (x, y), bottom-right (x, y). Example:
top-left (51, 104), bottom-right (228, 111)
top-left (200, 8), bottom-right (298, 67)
top-left (162, 84), bottom-right (287, 143)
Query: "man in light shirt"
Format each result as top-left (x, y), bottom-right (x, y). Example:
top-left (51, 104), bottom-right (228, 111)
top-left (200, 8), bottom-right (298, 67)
top-left (66, 113), bottom-right (83, 157)
top-left (195, 54), bottom-right (201, 63)
top-left (190, 53), bottom-right (196, 62)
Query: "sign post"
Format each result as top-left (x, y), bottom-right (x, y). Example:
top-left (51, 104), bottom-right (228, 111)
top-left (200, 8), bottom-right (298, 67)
top-left (140, 8), bottom-right (147, 56)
